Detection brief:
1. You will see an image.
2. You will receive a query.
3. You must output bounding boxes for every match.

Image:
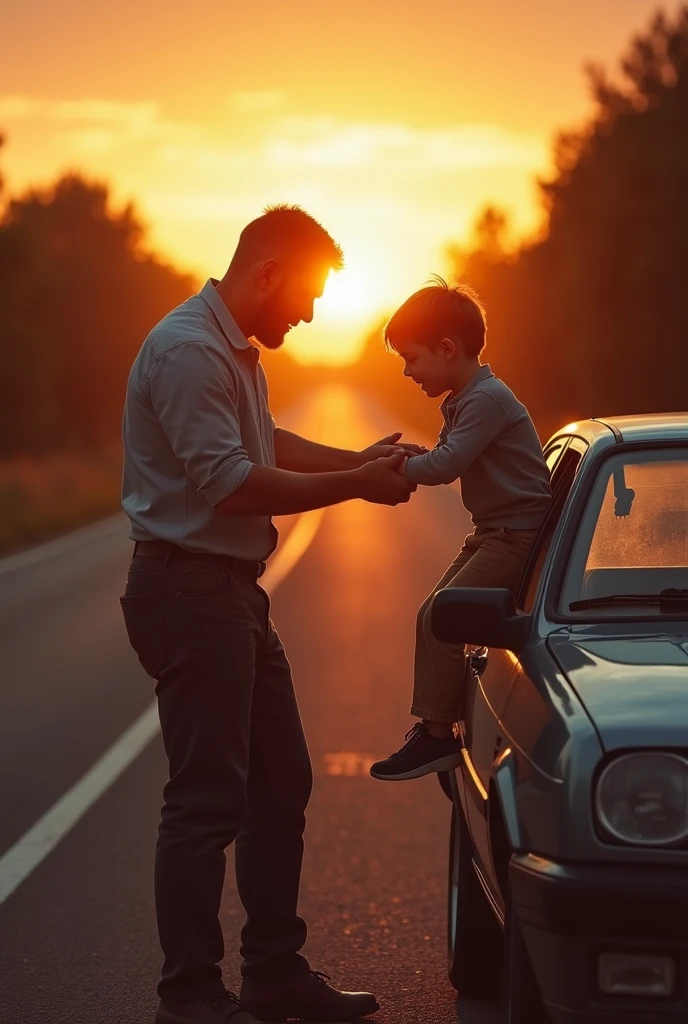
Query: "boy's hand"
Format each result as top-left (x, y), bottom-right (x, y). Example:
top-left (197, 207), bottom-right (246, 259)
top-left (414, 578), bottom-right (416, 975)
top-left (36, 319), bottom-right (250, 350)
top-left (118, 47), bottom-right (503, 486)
top-left (355, 451), bottom-right (417, 505)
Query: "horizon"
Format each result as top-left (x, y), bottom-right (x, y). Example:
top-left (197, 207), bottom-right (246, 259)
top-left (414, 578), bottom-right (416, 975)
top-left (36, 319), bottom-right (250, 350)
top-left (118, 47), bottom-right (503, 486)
top-left (2, 0), bottom-right (682, 365)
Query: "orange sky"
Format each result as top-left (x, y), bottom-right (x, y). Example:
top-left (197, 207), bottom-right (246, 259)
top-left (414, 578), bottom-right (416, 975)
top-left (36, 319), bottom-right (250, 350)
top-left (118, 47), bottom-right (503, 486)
top-left (1, 0), bottom-right (681, 363)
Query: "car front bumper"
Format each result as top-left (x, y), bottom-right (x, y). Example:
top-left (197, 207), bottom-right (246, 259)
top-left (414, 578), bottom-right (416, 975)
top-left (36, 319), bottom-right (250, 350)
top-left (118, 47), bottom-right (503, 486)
top-left (509, 852), bottom-right (688, 1024)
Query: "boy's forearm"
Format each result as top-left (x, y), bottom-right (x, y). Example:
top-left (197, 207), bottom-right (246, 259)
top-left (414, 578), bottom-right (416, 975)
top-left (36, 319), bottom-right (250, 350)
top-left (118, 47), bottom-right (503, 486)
top-left (274, 427), bottom-right (362, 472)
top-left (406, 397), bottom-right (507, 485)
top-left (215, 463), bottom-right (361, 516)
top-left (404, 448), bottom-right (461, 486)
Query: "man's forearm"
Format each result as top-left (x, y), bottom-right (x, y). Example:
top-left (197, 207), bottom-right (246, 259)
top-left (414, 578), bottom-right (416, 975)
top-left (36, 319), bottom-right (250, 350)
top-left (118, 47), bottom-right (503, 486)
top-left (215, 464), bottom-right (361, 517)
top-left (273, 427), bottom-right (363, 472)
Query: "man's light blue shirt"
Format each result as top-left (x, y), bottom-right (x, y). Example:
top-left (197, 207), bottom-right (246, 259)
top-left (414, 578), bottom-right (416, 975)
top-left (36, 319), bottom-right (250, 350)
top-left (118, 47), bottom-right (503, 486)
top-left (121, 279), bottom-right (279, 559)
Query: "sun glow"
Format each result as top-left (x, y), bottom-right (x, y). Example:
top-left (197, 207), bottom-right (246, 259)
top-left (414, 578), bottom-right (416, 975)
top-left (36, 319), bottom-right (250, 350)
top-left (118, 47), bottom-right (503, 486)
top-left (318, 267), bottom-right (377, 321)
top-left (280, 261), bottom-right (390, 367)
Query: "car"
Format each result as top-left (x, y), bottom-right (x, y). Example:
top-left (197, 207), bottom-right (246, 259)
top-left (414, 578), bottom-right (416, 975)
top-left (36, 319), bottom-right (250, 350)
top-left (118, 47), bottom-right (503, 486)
top-left (430, 413), bottom-right (688, 1024)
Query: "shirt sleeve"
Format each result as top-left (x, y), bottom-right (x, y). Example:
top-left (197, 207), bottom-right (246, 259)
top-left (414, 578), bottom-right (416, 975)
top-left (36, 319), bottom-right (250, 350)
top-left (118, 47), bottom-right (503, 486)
top-left (405, 391), bottom-right (508, 486)
top-left (149, 341), bottom-right (253, 506)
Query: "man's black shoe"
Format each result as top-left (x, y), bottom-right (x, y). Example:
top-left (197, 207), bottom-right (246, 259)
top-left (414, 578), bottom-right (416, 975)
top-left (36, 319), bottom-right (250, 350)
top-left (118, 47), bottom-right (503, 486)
top-left (240, 970), bottom-right (379, 1022)
top-left (155, 990), bottom-right (262, 1022)
top-left (369, 723), bottom-right (461, 781)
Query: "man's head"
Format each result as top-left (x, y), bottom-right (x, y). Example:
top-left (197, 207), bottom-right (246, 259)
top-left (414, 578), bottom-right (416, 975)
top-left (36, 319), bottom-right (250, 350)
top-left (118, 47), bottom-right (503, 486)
top-left (384, 276), bottom-right (486, 397)
top-left (222, 204), bottom-right (344, 349)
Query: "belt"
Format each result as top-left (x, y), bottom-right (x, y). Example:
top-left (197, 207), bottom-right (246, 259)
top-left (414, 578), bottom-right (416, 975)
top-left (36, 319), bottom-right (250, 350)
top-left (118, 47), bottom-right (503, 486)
top-left (132, 540), bottom-right (266, 578)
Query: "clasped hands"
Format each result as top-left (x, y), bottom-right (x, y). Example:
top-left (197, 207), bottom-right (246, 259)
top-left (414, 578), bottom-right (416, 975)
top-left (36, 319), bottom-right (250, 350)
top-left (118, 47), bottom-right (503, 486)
top-left (361, 431), bottom-right (429, 467)
top-left (360, 431), bottom-right (430, 498)
top-left (362, 428), bottom-right (427, 471)
top-left (352, 431), bottom-right (429, 505)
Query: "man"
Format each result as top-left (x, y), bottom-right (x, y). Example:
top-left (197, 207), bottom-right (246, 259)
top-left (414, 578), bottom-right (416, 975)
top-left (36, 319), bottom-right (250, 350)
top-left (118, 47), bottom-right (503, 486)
top-left (119, 205), bottom-right (415, 1024)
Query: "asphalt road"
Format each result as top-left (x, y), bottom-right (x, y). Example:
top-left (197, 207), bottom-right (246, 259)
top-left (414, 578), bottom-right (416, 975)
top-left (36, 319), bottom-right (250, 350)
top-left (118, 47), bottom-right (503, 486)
top-left (0, 386), bottom-right (501, 1024)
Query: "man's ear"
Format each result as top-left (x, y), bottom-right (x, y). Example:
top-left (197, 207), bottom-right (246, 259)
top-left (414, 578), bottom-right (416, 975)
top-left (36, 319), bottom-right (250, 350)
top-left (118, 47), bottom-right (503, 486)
top-left (257, 258), bottom-right (281, 292)
top-left (439, 336), bottom-right (457, 359)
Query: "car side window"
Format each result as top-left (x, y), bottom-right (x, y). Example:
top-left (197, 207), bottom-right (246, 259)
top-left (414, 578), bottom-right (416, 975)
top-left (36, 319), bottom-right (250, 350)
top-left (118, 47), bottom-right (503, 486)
top-left (544, 439), bottom-right (567, 473)
top-left (517, 444), bottom-right (585, 612)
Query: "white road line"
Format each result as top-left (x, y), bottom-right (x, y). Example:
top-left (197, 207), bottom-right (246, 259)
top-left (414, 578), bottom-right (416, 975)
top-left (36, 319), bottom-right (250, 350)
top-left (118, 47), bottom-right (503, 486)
top-left (261, 507), bottom-right (325, 592)
top-left (0, 704), bottom-right (160, 905)
top-left (0, 508), bottom-right (325, 906)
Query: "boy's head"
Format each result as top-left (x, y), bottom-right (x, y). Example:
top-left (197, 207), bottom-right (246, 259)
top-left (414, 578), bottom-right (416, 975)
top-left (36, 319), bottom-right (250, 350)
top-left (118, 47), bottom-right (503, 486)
top-left (384, 276), bottom-right (486, 398)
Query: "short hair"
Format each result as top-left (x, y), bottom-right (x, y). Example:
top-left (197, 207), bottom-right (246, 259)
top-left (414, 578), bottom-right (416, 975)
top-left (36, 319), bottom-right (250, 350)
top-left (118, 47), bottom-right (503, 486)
top-left (384, 275), bottom-right (487, 357)
top-left (232, 204), bottom-right (344, 273)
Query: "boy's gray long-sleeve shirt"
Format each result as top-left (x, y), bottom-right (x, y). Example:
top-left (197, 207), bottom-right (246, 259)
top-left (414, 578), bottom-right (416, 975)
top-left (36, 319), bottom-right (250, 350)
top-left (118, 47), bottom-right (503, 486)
top-left (404, 364), bottom-right (551, 530)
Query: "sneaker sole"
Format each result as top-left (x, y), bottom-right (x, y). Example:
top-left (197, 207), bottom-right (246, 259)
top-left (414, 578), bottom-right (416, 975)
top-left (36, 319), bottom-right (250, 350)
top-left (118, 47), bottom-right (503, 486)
top-left (369, 751), bottom-right (462, 781)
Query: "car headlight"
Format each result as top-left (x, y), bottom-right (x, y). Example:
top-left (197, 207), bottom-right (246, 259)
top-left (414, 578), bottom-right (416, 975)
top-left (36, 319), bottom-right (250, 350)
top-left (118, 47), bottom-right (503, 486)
top-left (595, 752), bottom-right (688, 846)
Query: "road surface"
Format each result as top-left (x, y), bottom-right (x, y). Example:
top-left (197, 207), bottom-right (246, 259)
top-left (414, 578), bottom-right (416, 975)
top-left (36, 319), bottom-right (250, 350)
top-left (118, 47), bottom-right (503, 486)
top-left (0, 387), bottom-right (501, 1024)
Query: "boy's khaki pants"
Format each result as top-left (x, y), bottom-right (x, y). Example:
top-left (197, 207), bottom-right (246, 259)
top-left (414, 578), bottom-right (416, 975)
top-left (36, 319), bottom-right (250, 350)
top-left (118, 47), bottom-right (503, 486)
top-left (412, 527), bottom-right (538, 724)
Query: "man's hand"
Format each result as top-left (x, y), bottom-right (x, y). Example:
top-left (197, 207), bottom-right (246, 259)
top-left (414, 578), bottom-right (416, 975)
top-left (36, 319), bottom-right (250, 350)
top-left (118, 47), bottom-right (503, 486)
top-left (359, 432), bottom-right (429, 463)
top-left (359, 432), bottom-right (404, 462)
top-left (354, 451), bottom-right (417, 506)
top-left (397, 442), bottom-right (430, 456)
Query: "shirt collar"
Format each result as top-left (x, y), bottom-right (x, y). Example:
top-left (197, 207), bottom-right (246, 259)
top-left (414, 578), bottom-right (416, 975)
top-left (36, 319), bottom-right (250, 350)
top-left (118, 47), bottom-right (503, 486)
top-left (442, 363), bottom-right (494, 414)
top-left (200, 278), bottom-right (252, 351)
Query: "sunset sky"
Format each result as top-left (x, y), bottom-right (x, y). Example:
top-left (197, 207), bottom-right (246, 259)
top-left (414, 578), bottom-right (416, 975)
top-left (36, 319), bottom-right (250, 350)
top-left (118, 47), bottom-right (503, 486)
top-left (1, 0), bottom-right (681, 363)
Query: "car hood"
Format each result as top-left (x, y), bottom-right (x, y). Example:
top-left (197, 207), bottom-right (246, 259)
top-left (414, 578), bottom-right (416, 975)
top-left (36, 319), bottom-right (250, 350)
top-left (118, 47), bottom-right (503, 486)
top-left (547, 631), bottom-right (688, 751)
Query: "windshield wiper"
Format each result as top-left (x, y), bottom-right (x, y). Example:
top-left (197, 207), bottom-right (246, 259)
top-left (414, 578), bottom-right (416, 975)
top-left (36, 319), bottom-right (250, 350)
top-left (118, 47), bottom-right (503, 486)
top-left (569, 588), bottom-right (688, 611)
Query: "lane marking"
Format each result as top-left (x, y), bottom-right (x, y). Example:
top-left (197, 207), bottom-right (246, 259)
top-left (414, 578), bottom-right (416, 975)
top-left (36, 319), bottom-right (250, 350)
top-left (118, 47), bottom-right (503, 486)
top-left (323, 752), bottom-right (376, 776)
top-left (262, 507), bottom-right (325, 592)
top-left (0, 391), bottom-right (454, 905)
top-left (0, 507), bottom-right (326, 907)
top-left (0, 704), bottom-right (160, 904)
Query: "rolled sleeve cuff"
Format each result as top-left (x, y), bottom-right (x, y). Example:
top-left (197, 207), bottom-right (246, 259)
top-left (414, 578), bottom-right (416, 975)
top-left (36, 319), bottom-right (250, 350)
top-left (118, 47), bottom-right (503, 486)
top-left (201, 456), bottom-right (253, 506)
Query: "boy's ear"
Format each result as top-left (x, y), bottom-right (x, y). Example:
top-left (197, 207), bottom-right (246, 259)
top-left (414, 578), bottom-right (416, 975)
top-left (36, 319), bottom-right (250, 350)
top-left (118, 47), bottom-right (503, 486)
top-left (439, 336), bottom-right (457, 359)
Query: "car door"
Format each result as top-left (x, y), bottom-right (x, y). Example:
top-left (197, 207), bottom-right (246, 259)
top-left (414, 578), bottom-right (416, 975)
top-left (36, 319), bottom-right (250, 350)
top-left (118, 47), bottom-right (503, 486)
top-left (461, 438), bottom-right (582, 881)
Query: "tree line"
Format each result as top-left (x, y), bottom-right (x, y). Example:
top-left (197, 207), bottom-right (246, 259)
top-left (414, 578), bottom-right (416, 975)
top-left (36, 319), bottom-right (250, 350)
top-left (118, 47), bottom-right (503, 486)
top-left (0, 152), bottom-right (196, 456)
top-left (452, 6), bottom-right (688, 438)
top-left (1, 6), bottom-right (686, 458)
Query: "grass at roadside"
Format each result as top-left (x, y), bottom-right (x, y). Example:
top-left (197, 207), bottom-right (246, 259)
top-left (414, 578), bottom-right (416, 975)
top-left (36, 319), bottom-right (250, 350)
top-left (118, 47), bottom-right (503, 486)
top-left (0, 446), bottom-right (123, 558)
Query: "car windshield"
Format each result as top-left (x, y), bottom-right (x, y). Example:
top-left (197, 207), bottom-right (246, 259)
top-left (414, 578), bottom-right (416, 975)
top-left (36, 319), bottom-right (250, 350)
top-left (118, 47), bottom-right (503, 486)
top-left (559, 447), bottom-right (688, 617)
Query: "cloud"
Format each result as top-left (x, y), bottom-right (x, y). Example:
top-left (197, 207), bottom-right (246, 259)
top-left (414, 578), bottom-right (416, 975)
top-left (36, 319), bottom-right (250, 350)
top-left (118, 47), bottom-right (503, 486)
top-left (0, 92), bottom-right (550, 305)
top-left (0, 96), bottom-right (40, 119)
top-left (0, 96), bottom-right (159, 127)
top-left (0, 93), bottom-right (546, 173)
top-left (230, 90), bottom-right (286, 113)
top-left (267, 118), bottom-right (547, 170)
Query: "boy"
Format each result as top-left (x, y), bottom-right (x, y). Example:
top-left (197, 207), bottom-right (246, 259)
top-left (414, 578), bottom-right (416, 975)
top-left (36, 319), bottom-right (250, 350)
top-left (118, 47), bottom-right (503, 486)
top-left (370, 277), bottom-right (551, 781)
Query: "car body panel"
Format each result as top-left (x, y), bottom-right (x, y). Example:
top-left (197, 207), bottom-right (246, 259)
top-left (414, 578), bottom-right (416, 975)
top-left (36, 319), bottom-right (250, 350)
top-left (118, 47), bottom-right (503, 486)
top-left (444, 414), bottom-right (688, 1023)
top-left (600, 412), bottom-right (688, 440)
top-left (548, 630), bottom-right (688, 749)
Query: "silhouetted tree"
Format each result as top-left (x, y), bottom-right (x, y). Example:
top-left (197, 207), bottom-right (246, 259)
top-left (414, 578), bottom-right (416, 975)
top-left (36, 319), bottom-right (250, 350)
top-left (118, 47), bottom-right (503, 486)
top-left (451, 6), bottom-right (688, 438)
top-left (0, 165), bottom-right (196, 454)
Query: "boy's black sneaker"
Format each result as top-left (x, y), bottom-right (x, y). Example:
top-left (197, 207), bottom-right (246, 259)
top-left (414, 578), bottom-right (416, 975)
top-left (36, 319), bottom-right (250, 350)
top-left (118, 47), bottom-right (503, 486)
top-left (369, 723), bottom-right (462, 781)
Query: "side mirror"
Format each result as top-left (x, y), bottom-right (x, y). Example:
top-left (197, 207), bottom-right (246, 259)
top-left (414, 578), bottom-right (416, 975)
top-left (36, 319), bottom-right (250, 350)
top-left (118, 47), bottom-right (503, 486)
top-left (431, 588), bottom-right (531, 653)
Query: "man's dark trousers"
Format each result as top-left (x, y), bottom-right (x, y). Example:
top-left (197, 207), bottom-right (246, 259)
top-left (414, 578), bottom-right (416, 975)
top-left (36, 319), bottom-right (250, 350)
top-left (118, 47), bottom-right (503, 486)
top-left (120, 546), bottom-right (313, 1003)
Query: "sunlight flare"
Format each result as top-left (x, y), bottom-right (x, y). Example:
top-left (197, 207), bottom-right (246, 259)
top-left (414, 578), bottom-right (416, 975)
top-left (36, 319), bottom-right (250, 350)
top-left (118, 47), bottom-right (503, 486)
top-left (318, 266), bottom-right (377, 321)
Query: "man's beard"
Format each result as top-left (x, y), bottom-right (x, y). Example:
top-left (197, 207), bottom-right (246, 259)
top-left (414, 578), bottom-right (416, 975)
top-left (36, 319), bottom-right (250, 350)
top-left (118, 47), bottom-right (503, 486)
top-left (252, 306), bottom-right (289, 350)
